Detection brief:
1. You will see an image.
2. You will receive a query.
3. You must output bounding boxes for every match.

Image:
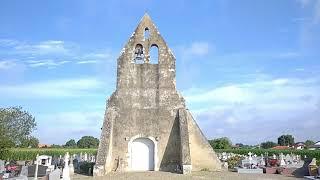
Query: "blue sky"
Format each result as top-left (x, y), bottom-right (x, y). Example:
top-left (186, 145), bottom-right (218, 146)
top-left (0, 0), bottom-right (319, 145)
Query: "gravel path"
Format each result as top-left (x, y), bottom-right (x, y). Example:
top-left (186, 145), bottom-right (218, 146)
top-left (71, 171), bottom-right (302, 180)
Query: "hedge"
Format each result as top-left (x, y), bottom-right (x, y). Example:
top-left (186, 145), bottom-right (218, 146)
top-left (214, 149), bottom-right (320, 160)
top-left (1, 148), bottom-right (319, 162)
top-left (0, 148), bottom-right (97, 161)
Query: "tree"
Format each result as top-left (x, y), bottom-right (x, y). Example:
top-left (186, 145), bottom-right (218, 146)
top-left (0, 106), bottom-right (37, 148)
top-left (77, 136), bottom-right (99, 148)
top-left (51, 144), bottom-right (62, 148)
top-left (209, 137), bottom-right (232, 149)
top-left (65, 139), bottom-right (77, 147)
top-left (20, 136), bottom-right (39, 148)
top-left (261, 141), bottom-right (277, 149)
top-left (305, 140), bottom-right (315, 147)
top-left (277, 134), bottom-right (294, 146)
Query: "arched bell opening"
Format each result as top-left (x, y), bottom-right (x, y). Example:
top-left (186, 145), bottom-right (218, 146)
top-left (149, 44), bottom-right (159, 64)
top-left (134, 44), bottom-right (145, 64)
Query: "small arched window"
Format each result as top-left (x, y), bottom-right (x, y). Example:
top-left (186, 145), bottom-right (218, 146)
top-left (149, 44), bottom-right (158, 64)
top-left (144, 27), bottom-right (150, 40)
top-left (134, 44), bottom-right (144, 64)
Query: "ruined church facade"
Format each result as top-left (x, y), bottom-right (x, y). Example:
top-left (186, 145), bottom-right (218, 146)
top-left (94, 14), bottom-right (221, 176)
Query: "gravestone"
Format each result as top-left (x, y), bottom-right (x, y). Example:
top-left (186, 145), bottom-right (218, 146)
top-left (0, 160), bottom-right (5, 173)
top-left (69, 154), bottom-right (74, 175)
top-left (260, 154), bottom-right (266, 166)
top-left (20, 166), bottom-right (28, 176)
top-left (48, 169), bottom-right (61, 180)
top-left (62, 153), bottom-right (70, 180)
top-left (280, 153), bottom-right (286, 166)
top-left (28, 165), bottom-right (48, 177)
top-left (222, 152), bottom-right (227, 161)
top-left (285, 154), bottom-right (293, 164)
top-left (73, 159), bottom-right (79, 172)
top-left (272, 154), bottom-right (277, 159)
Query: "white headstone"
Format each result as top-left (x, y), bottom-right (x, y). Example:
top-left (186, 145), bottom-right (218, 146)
top-left (285, 154), bottom-right (292, 164)
top-left (272, 154), bottom-right (277, 159)
top-left (248, 152), bottom-right (253, 160)
top-left (279, 153), bottom-right (286, 166)
top-left (0, 160), bottom-right (5, 173)
top-left (260, 154), bottom-right (266, 166)
top-left (222, 152), bottom-right (227, 161)
top-left (63, 152), bottom-right (70, 180)
top-left (84, 153), bottom-right (88, 161)
top-left (49, 169), bottom-right (61, 180)
top-left (69, 154), bottom-right (74, 175)
top-left (20, 166), bottom-right (28, 176)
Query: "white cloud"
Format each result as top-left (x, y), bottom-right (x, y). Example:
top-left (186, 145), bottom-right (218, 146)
top-left (82, 52), bottom-right (112, 59)
top-left (0, 77), bottom-right (104, 98)
top-left (188, 42), bottom-right (210, 56)
top-left (184, 77), bottom-right (319, 105)
top-left (34, 111), bottom-right (103, 144)
top-left (76, 60), bottom-right (100, 64)
top-left (26, 59), bottom-right (71, 68)
top-left (0, 39), bottom-right (20, 47)
top-left (184, 76), bottom-right (320, 144)
top-left (0, 60), bottom-right (17, 70)
top-left (176, 41), bottom-right (212, 59)
top-left (296, 0), bottom-right (312, 7)
top-left (314, 0), bottom-right (320, 24)
top-left (14, 40), bottom-right (71, 55)
top-left (216, 51), bottom-right (300, 60)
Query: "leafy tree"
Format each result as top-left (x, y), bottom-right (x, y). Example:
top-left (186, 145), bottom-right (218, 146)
top-left (261, 141), bottom-right (277, 149)
top-left (277, 134), bottom-right (294, 146)
top-left (65, 139), bottom-right (77, 147)
top-left (209, 137), bottom-right (232, 149)
top-left (305, 140), bottom-right (315, 147)
top-left (0, 106), bottom-right (36, 148)
top-left (77, 136), bottom-right (99, 148)
top-left (51, 144), bottom-right (62, 148)
top-left (20, 136), bottom-right (39, 148)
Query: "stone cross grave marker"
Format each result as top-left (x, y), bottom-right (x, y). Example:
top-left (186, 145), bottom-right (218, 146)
top-left (34, 154), bottom-right (39, 180)
top-left (279, 153), bottom-right (286, 166)
top-left (63, 152), bottom-right (70, 180)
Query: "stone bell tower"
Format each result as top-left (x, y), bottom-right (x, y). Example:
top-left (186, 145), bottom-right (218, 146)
top-left (93, 14), bottom-right (221, 176)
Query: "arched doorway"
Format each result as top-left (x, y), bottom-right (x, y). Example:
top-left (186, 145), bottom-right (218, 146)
top-left (130, 137), bottom-right (155, 171)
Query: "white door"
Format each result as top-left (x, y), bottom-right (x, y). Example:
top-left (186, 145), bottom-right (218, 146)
top-left (131, 138), bottom-right (154, 171)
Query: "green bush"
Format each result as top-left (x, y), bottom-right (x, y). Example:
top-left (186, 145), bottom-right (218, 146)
top-left (0, 148), bottom-right (97, 161)
top-left (227, 155), bottom-right (244, 169)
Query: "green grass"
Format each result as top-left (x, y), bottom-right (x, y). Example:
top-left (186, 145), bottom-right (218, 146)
top-left (0, 148), bottom-right (97, 161)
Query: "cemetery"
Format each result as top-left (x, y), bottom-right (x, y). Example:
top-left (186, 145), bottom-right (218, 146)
top-left (1, 148), bottom-right (320, 179)
top-left (217, 151), bottom-right (320, 178)
top-left (0, 151), bottom-right (97, 179)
